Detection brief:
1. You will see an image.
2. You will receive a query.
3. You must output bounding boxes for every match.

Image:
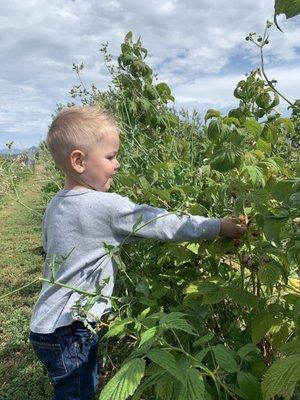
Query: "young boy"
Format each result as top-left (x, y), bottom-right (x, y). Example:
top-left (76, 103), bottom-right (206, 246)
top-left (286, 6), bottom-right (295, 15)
top-left (29, 105), bottom-right (247, 400)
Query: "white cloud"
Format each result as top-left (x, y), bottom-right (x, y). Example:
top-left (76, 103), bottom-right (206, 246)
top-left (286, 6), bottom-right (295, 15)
top-left (0, 0), bottom-right (299, 148)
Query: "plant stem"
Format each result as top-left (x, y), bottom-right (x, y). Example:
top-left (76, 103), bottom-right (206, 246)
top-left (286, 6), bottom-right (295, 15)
top-left (257, 25), bottom-right (296, 109)
top-left (0, 278), bottom-right (40, 301)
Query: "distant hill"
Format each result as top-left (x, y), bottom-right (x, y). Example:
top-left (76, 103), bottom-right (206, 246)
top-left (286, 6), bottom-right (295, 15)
top-left (0, 146), bottom-right (39, 157)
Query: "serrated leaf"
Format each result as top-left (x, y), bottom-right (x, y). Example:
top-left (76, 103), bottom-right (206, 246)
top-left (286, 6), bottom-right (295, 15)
top-left (258, 263), bottom-right (281, 287)
top-left (178, 368), bottom-right (206, 399)
top-left (263, 216), bottom-right (282, 245)
top-left (271, 180), bottom-right (295, 203)
top-left (147, 349), bottom-right (183, 382)
top-left (132, 371), bottom-right (166, 400)
top-left (262, 355), bottom-right (300, 400)
top-left (195, 348), bottom-right (210, 363)
top-left (99, 358), bottom-right (145, 400)
top-left (280, 338), bottom-right (300, 355)
top-left (139, 326), bottom-right (159, 349)
top-left (193, 332), bottom-right (214, 348)
top-left (212, 344), bottom-right (238, 373)
top-left (155, 372), bottom-right (174, 400)
top-left (237, 343), bottom-right (261, 362)
top-left (251, 312), bottom-right (279, 343)
top-left (242, 165), bottom-right (266, 187)
top-left (256, 138), bottom-right (272, 154)
top-left (184, 281), bottom-right (225, 304)
top-left (210, 147), bottom-right (242, 172)
top-left (275, 117), bottom-right (295, 134)
top-left (226, 287), bottom-right (260, 308)
top-left (104, 318), bottom-right (135, 338)
top-left (159, 312), bottom-right (197, 335)
top-left (270, 323), bottom-right (290, 349)
top-left (237, 371), bottom-right (263, 400)
top-left (207, 119), bottom-right (226, 144)
top-left (245, 119), bottom-right (263, 139)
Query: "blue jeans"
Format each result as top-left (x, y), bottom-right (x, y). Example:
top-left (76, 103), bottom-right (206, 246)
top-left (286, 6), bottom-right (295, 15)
top-left (29, 321), bottom-right (100, 400)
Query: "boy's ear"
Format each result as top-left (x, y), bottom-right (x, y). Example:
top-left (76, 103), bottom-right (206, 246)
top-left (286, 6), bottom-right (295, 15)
top-left (69, 149), bottom-right (86, 173)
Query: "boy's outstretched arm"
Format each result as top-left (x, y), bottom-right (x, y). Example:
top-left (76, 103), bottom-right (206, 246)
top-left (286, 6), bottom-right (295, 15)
top-left (109, 194), bottom-right (246, 243)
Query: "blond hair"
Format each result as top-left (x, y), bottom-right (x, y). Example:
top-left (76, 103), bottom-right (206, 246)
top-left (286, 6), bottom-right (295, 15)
top-left (47, 105), bottom-right (118, 172)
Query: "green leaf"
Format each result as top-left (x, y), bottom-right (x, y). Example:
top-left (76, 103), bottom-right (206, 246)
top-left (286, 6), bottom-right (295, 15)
top-left (153, 188), bottom-right (171, 202)
top-left (237, 371), bottom-right (263, 400)
top-left (207, 119), bottom-right (225, 144)
top-left (270, 323), bottom-right (290, 349)
top-left (242, 165), bottom-right (265, 187)
top-left (156, 82), bottom-right (172, 102)
top-left (280, 338), bottom-right (300, 355)
top-left (204, 109), bottom-right (222, 122)
top-left (256, 92), bottom-right (271, 110)
top-left (245, 119), bottom-right (263, 139)
top-left (124, 31), bottom-right (133, 42)
top-left (237, 343), bottom-right (261, 362)
top-left (271, 180), bottom-right (295, 203)
top-left (139, 326), bottom-right (159, 349)
top-left (258, 263), bottom-right (281, 287)
top-left (99, 358), bottom-right (145, 400)
top-left (178, 368), bottom-right (206, 399)
top-left (212, 344), bottom-right (239, 373)
top-left (147, 349), bottom-right (183, 382)
top-left (104, 318), bottom-right (135, 338)
top-left (186, 281), bottom-right (226, 304)
top-left (210, 147), bottom-right (242, 172)
top-left (155, 372), bottom-right (174, 400)
top-left (226, 287), bottom-right (260, 308)
top-left (251, 312), bottom-right (279, 343)
top-left (263, 216), bottom-right (282, 245)
top-left (132, 371), bottom-right (166, 400)
top-left (193, 332), bottom-right (214, 348)
top-left (274, 117), bottom-right (295, 134)
top-left (270, 92), bottom-right (280, 108)
top-left (159, 312), bottom-right (197, 335)
top-left (256, 138), bottom-right (272, 154)
top-left (274, 0), bottom-right (300, 20)
top-left (262, 355), bottom-right (300, 400)
top-left (195, 348), bottom-right (210, 363)
top-left (186, 243), bottom-right (200, 255)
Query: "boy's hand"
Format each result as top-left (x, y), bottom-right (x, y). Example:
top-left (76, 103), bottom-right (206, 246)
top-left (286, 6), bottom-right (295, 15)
top-left (219, 217), bottom-right (248, 239)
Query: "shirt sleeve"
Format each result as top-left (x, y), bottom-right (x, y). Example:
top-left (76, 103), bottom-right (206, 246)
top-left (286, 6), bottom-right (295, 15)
top-left (110, 194), bottom-right (221, 243)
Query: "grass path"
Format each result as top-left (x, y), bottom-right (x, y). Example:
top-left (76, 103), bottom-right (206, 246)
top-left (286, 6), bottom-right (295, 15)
top-left (0, 171), bottom-right (52, 399)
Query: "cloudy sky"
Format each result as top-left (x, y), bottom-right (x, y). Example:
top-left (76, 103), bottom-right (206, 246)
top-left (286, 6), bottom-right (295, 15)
top-left (1, 0), bottom-right (299, 150)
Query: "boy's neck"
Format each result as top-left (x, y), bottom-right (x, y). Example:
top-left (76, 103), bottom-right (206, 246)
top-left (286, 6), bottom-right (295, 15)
top-left (64, 177), bottom-right (87, 190)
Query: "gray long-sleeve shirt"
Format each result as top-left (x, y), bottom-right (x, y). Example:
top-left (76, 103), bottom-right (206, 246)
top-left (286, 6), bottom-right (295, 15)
top-left (29, 188), bottom-right (221, 333)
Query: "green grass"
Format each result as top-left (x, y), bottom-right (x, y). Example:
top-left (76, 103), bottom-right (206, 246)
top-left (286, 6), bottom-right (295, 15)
top-left (0, 171), bottom-right (107, 399)
top-left (0, 172), bottom-right (52, 399)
